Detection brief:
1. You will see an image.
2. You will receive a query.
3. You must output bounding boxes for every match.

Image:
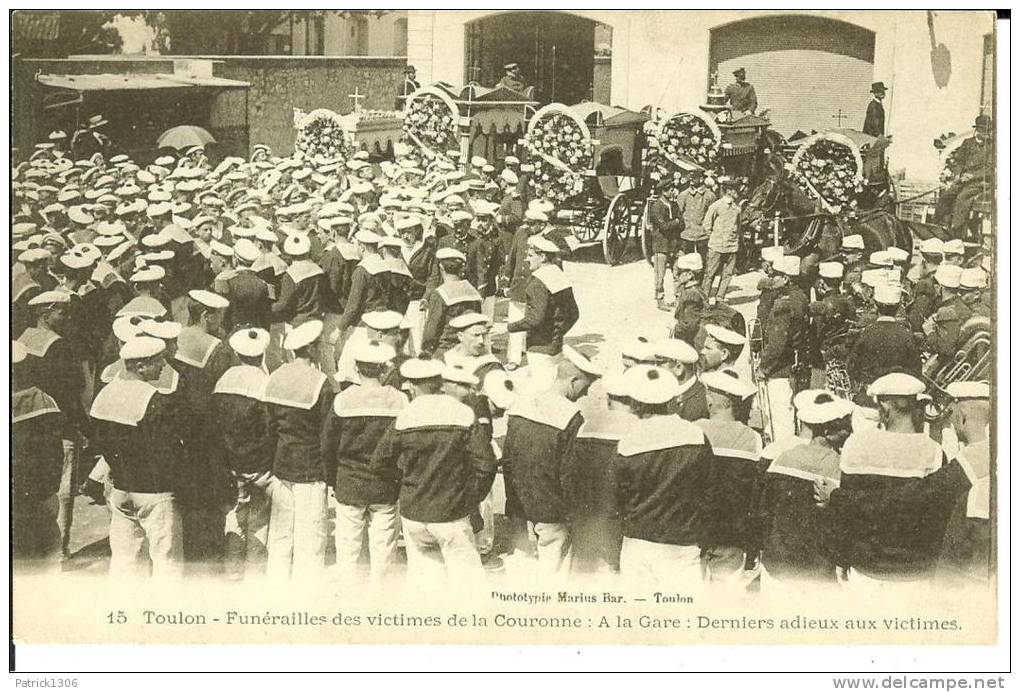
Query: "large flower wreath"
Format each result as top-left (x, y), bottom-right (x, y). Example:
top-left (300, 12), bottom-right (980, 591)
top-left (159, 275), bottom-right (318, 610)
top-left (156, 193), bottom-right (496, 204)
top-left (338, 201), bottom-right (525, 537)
top-left (295, 108), bottom-right (351, 161)
top-left (522, 111), bottom-right (593, 203)
top-left (403, 93), bottom-right (458, 160)
top-left (790, 133), bottom-right (864, 212)
top-left (644, 110), bottom-right (722, 193)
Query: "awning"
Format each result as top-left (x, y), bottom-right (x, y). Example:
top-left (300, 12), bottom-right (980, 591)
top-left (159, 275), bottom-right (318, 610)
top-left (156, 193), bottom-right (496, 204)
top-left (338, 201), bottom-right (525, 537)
top-left (36, 72), bottom-right (251, 93)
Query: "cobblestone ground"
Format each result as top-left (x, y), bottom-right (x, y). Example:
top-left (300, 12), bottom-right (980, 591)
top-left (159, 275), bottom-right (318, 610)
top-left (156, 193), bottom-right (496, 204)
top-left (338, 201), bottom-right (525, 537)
top-left (60, 247), bottom-right (763, 579)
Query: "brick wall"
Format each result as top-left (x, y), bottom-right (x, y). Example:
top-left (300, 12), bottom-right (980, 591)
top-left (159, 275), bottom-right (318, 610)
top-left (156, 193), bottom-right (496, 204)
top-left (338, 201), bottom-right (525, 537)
top-left (211, 56), bottom-right (407, 156)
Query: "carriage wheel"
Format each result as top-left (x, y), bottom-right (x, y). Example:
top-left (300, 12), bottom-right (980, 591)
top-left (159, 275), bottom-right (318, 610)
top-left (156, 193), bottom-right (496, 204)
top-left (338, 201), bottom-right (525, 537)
top-left (639, 199), bottom-right (653, 266)
top-left (602, 193), bottom-right (631, 265)
top-left (575, 203), bottom-right (602, 244)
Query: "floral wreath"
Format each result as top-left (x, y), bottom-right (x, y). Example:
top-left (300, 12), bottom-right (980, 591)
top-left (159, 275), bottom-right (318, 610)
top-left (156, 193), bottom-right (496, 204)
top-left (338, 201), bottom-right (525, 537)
top-left (790, 131), bottom-right (864, 213)
top-left (522, 104), bottom-right (594, 204)
top-left (294, 108), bottom-right (351, 162)
top-left (403, 87), bottom-right (459, 162)
top-left (646, 109), bottom-right (722, 193)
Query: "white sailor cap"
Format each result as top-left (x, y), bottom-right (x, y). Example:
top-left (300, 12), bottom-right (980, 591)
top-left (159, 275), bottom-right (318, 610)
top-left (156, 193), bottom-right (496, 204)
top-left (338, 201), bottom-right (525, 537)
top-left (210, 239), bottom-right (235, 258)
top-left (960, 267), bottom-right (988, 289)
top-left (818, 261), bottom-right (844, 279)
top-left (946, 381), bottom-right (990, 401)
top-left (94, 234), bottom-right (125, 249)
top-left (524, 208), bottom-right (549, 223)
top-left (436, 247), bottom-right (467, 262)
top-left (283, 319), bottom-right (323, 351)
top-left (449, 312), bottom-right (490, 330)
top-left (188, 289), bottom-right (229, 310)
top-left (115, 296), bottom-right (167, 319)
top-left (229, 328), bottom-right (271, 358)
top-left (354, 229), bottom-right (382, 245)
top-left (703, 323), bottom-right (747, 348)
top-left (701, 367), bottom-right (757, 400)
top-left (675, 253), bottom-right (703, 272)
top-left (796, 390), bottom-right (854, 425)
top-left (18, 248), bottom-right (51, 264)
top-left (28, 290), bottom-right (72, 307)
top-left (362, 310), bottom-right (404, 332)
top-left (934, 263), bottom-right (963, 289)
top-left (918, 238), bottom-right (945, 255)
top-left (283, 233), bottom-right (311, 257)
top-left (230, 238), bottom-right (258, 263)
top-left (141, 232), bottom-right (171, 249)
top-left (96, 220), bottom-right (127, 237)
top-left (394, 216), bottom-right (423, 233)
top-left (866, 372), bottom-right (926, 399)
top-left (500, 169), bottom-right (519, 185)
top-left (130, 265), bottom-right (166, 283)
top-left (442, 363), bottom-right (479, 386)
top-left (942, 239), bottom-right (965, 256)
top-left (760, 246), bottom-right (784, 264)
top-left (601, 370), bottom-right (631, 398)
top-left (353, 339), bottom-right (397, 365)
top-left (873, 283), bottom-right (902, 306)
top-left (841, 234), bottom-right (865, 250)
top-left (400, 358), bottom-right (444, 380)
top-left (623, 365), bottom-right (680, 405)
top-left (773, 255), bottom-right (801, 276)
top-left (868, 251), bottom-right (893, 267)
top-left (527, 235), bottom-right (560, 254)
top-left (886, 247), bottom-right (909, 264)
top-left (563, 344), bottom-right (604, 377)
top-left (504, 156), bottom-right (520, 166)
top-left (482, 370), bottom-right (518, 410)
top-left (120, 336), bottom-right (166, 361)
top-left (254, 226), bottom-right (279, 243)
top-left (653, 338), bottom-right (699, 364)
top-left (67, 206), bottom-right (94, 225)
top-left (112, 315), bottom-right (144, 343)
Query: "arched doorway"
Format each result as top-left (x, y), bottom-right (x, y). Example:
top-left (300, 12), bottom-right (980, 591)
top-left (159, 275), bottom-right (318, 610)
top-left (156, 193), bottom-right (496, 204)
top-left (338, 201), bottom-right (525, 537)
top-left (710, 15), bottom-right (875, 138)
top-left (465, 11), bottom-right (612, 105)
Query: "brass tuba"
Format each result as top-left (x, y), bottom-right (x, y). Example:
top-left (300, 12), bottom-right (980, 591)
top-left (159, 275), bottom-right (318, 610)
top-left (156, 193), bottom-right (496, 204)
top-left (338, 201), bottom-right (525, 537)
top-left (922, 316), bottom-right (992, 420)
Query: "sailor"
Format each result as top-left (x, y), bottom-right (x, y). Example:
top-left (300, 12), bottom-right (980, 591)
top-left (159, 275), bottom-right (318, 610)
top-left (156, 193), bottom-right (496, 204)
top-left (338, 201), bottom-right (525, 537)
top-left (361, 310), bottom-right (408, 390)
top-left (420, 247), bottom-right (483, 359)
top-left (958, 267), bottom-right (990, 319)
top-left (847, 283), bottom-right (922, 393)
top-left (370, 358), bottom-right (497, 584)
top-left (923, 263), bottom-right (972, 360)
top-left (324, 339), bottom-right (408, 582)
top-left (88, 336), bottom-right (186, 579)
top-left (561, 370), bottom-right (633, 574)
top-left (466, 204), bottom-right (504, 321)
top-left (13, 248), bottom-right (50, 337)
top-left (263, 320), bottom-right (332, 580)
top-left (814, 373), bottom-right (971, 590)
top-left (214, 328), bottom-right (275, 580)
top-left (760, 255), bottom-right (809, 441)
top-left (699, 323), bottom-right (747, 374)
top-left (655, 337), bottom-right (708, 422)
top-left (906, 238), bottom-right (944, 333)
top-left (19, 290), bottom-right (87, 562)
top-left (615, 365), bottom-right (714, 587)
top-left (221, 238), bottom-right (273, 331)
top-left (12, 341), bottom-right (64, 560)
top-left (396, 215), bottom-right (435, 354)
top-left (752, 390), bottom-right (853, 591)
top-left (503, 208), bottom-right (548, 369)
top-left (396, 64), bottom-right (421, 109)
top-left (506, 236), bottom-right (579, 389)
top-left (504, 346), bottom-right (601, 575)
top-left (335, 229), bottom-right (391, 383)
top-left (672, 252), bottom-right (706, 343)
top-left (937, 381), bottom-right (992, 586)
top-left (443, 311), bottom-right (493, 371)
top-left (696, 368), bottom-right (761, 586)
top-left (933, 114), bottom-right (995, 237)
top-left (271, 233), bottom-right (327, 326)
top-left (173, 289), bottom-right (235, 572)
top-left (647, 182), bottom-right (684, 310)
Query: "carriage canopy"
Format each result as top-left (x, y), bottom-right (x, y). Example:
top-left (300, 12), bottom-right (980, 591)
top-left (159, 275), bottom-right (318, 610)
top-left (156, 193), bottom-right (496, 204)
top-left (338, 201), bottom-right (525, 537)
top-left (567, 103), bottom-right (649, 177)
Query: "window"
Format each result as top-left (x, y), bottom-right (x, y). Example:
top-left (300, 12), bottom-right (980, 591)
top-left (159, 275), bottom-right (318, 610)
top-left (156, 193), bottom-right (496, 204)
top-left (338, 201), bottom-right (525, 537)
top-left (393, 17), bottom-right (407, 56)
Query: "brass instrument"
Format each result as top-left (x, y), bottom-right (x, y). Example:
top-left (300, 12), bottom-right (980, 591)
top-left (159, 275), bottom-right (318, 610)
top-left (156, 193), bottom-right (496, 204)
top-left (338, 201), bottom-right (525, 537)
top-left (748, 318), bottom-right (775, 445)
top-left (921, 316), bottom-right (992, 420)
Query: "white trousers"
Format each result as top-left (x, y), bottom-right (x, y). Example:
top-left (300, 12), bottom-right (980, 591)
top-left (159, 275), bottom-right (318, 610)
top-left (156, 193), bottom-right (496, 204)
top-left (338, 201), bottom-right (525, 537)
top-left (619, 537), bottom-right (702, 588)
top-left (507, 302), bottom-right (527, 366)
top-left (335, 325), bottom-right (369, 386)
top-left (401, 515), bottom-right (484, 586)
top-left (526, 351), bottom-right (558, 392)
top-left (529, 521), bottom-right (572, 576)
top-left (404, 299), bottom-right (424, 357)
top-left (108, 490), bottom-right (183, 581)
top-left (266, 478), bottom-right (328, 581)
top-left (766, 377), bottom-right (796, 443)
top-left (334, 501), bottom-right (400, 581)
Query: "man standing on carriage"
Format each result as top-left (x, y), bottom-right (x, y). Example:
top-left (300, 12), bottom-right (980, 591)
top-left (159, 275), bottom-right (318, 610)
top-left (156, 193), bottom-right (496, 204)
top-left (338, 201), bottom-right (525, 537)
top-left (934, 115), bottom-right (995, 239)
top-left (862, 82), bottom-right (887, 137)
top-left (725, 68), bottom-right (758, 117)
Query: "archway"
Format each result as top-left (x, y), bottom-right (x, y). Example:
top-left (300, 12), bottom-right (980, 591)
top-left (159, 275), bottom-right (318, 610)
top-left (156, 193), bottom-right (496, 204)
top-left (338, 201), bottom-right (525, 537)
top-left (465, 11), bottom-right (612, 105)
top-left (710, 15), bottom-right (875, 138)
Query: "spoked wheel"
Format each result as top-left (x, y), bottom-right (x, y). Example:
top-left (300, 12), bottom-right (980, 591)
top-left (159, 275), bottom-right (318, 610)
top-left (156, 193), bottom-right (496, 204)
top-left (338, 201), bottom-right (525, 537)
top-left (602, 193), bottom-right (634, 265)
top-left (639, 199), bottom-right (653, 265)
top-left (573, 201), bottom-right (603, 244)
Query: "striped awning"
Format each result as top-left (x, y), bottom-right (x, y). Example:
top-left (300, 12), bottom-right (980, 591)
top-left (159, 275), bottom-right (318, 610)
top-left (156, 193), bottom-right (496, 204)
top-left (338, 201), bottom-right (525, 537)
top-left (13, 11), bottom-right (60, 42)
